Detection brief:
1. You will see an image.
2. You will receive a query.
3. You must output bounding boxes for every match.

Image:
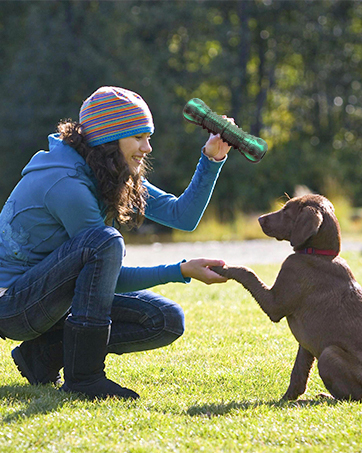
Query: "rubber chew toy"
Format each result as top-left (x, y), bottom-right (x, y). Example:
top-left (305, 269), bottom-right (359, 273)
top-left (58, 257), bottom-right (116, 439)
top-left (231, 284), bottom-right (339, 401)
top-left (183, 98), bottom-right (268, 163)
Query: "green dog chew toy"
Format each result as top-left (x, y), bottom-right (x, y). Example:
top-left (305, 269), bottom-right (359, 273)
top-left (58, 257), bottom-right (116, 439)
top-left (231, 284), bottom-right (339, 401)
top-left (183, 98), bottom-right (268, 163)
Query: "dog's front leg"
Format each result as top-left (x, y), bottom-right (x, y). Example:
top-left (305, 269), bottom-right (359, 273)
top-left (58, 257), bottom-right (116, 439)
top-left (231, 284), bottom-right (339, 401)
top-left (211, 265), bottom-right (286, 322)
top-left (281, 345), bottom-right (315, 401)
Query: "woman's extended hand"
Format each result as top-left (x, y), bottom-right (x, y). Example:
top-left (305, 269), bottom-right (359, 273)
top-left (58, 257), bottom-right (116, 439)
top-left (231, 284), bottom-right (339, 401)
top-left (180, 258), bottom-right (228, 284)
top-left (203, 116), bottom-right (234, 161)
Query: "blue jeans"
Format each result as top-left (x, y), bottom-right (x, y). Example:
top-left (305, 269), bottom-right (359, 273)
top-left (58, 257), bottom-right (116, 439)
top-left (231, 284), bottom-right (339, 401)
top-left (0, 226), bottom-right (185, 354)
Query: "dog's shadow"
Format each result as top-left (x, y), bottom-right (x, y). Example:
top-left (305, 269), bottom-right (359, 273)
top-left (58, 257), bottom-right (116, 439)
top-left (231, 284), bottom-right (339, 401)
top-left (187, 397), bottom-right (340, 417)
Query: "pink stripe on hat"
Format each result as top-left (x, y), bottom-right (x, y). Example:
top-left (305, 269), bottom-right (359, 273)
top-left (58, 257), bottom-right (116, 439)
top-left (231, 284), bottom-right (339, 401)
top-left (79, 87), bottom-right (154, 146)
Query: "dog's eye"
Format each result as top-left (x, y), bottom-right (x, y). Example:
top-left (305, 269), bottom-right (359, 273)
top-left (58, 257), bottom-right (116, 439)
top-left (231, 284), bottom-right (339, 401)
top-left (282, 205), bottom-right (293, 217)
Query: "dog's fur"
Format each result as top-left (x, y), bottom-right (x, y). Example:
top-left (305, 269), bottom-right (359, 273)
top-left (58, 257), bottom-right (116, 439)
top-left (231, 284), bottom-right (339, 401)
top-left (212, 194), bottom-right (362, 401)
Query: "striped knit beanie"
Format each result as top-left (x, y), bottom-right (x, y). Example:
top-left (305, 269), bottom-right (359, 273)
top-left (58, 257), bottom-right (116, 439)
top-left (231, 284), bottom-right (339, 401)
top-left (79, 86), bottom-right (154, 146)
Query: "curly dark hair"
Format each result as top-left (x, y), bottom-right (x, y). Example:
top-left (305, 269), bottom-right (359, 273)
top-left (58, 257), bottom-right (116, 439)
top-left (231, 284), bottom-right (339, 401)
top-left (57, 120), bottom-right (149, 228)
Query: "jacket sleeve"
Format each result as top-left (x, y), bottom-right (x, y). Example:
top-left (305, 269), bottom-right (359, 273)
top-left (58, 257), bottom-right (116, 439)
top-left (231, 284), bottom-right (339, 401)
top-left (144, 151), bottom-right (227, 231)
top-left (44, 177), bottom-right (105, 238)
top-left (116, 261), bottom-right (190, 293)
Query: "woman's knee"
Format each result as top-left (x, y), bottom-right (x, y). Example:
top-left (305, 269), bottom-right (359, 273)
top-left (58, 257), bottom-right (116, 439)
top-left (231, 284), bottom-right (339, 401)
top-left (161, 301), bottom-right (185, 338)
top-left (153, 302), bottom-right (185, 349)
top-left (78, 226), bottom-right (125, 262)
top-left (107, 295), bottom-right (185, 354)
top-left (111, 301), bottom-right (185, 353)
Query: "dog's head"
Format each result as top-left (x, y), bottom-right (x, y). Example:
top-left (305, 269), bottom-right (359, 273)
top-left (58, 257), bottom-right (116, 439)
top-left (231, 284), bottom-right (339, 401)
top-left (258, 194), bottom-right (341, 252)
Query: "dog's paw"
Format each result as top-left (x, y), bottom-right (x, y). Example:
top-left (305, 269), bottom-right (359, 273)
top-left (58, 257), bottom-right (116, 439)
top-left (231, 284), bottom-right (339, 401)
top-left (210, 265), bottom-right (228, 276)
top-left (280, 390), bottom-right (299, 401)
top-left (316, 392), bottom-right (335, 400)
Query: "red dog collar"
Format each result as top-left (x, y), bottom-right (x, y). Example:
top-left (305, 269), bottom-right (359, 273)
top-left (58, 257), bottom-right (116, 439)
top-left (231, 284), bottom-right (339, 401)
top-left (296, 247), bottom-right (338, 257)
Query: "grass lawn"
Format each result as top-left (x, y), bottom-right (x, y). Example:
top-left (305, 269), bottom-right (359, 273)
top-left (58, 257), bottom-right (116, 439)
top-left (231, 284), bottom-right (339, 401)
top-left (1, 251), bottom-right (362, 452)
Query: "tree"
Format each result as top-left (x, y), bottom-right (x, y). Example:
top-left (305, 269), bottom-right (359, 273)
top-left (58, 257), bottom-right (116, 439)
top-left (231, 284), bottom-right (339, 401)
top-left (0, 0), bottom-right (361, 222)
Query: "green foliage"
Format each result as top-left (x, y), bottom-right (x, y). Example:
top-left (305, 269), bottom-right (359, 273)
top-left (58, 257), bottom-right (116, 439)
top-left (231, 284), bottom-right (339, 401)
top-left (0, 0), bottom-right (362, 218)
top-left (1, 256), bottom-right (362, 451)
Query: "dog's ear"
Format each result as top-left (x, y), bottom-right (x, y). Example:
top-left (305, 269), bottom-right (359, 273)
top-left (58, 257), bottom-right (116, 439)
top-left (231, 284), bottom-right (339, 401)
top-left (290, 206), bottom-right (323, 248)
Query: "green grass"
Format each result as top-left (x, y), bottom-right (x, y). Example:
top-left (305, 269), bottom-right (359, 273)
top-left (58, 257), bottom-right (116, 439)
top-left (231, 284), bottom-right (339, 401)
top-left (2, 254), bottom-right (362, 452)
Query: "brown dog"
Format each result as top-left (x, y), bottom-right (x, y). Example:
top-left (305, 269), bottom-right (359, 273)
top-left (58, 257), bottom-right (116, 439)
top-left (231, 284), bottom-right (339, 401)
top-left (213, 194), bottom-right (362, 401)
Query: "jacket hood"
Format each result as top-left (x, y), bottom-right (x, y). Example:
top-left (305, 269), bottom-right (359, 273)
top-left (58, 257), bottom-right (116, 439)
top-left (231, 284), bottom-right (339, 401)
top-left (22, 134), bottom-right (94, 178)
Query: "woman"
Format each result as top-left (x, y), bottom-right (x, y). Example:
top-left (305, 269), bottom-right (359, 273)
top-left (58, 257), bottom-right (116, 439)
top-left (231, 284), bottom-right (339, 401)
top-left (0, 86), bottom-right (230, 400)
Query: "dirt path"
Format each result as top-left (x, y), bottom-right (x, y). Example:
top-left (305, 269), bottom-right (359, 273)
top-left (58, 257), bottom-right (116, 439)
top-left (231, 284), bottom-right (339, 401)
top-left (123, 238), bottom-right (362, 267)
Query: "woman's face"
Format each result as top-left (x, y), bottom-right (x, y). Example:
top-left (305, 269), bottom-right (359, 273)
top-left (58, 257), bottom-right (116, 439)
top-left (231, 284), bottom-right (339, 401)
top-left (118, 133), bottom-right (152, 175)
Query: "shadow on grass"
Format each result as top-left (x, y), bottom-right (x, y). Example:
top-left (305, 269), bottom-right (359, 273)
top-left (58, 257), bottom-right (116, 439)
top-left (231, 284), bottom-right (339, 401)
top-left (0, 384), bottom-right (81, 423)
top-left (0, 385), bottom-right (345, 423)
top-left (187, 397), bottom-right (341, 417)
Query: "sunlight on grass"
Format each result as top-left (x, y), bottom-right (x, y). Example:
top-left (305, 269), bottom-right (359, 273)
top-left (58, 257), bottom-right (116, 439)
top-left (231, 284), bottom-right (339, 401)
top-left (1, 256), bottom-right (362, 451)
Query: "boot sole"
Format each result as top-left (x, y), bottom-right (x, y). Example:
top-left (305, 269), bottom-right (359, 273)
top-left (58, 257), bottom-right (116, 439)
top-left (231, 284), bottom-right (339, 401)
top-left (60, 382), bottom-right (140, 400)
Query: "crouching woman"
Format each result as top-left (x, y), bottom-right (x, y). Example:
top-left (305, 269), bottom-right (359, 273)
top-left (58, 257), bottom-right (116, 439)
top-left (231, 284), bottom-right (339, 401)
top-left (0, 87), bottom-right (230, 400)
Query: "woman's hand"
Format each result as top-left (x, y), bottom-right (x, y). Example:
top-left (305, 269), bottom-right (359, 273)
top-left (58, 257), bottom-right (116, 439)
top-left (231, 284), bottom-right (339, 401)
top-left (203, 116), bottom-right (235, 161)
top-left (180, 258), bottom-right (228, 284)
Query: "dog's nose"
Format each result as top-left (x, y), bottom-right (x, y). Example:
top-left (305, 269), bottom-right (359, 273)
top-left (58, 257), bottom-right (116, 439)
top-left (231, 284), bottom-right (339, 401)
top-left (258, 215), bottom-right (267, 227)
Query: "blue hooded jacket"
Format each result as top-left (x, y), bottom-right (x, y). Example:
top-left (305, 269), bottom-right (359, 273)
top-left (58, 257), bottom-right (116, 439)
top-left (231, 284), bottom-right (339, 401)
top-left (0, 134), bottom-right (226, 290)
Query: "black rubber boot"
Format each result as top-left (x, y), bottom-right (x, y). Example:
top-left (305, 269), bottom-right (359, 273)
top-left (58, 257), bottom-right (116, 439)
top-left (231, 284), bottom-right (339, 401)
top-left (11, 328), bottom-right (64, 385)
top-left (60, 320), bottom-right (139, 400)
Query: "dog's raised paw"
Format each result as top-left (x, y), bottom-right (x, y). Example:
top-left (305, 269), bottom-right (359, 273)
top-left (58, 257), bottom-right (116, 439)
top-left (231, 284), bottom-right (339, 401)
top-left (210, 265), bottom-right (227, 276)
